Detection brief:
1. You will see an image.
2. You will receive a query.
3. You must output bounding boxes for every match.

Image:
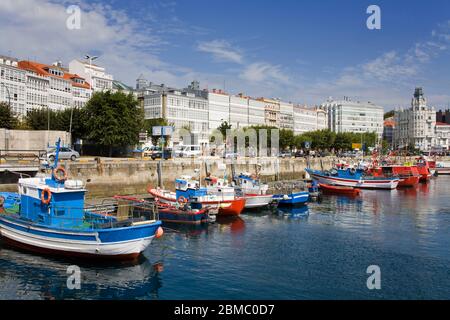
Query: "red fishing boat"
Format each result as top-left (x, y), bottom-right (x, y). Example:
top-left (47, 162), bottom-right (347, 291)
top-left (416, 157), bottom-right (433, 183)
top-left (371, 165), bottom-right (420, 188)
top-left (147, 175), bottom-right (245, 217)
top-left (319, 183), bottom-right (361, 196)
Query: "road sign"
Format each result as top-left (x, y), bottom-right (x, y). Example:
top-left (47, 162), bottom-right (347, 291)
top-left (162, 126), bottom-right (173, 136)
top-left (152, 126), bottom-right (162, 136)
top-left (304, 141), bottom-right (311, 149)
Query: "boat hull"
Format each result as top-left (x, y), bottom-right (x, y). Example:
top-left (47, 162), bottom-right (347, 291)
top-left (0, 216), bottom-right (160, 260)
top-left (272, 192), bottom-right (309, 206)
top-left (319, 183), bottom-right (360, 196)
top-left (397, 175), bottom-right (420, 188)
top-left (309, 173), bottom-right (399, 190)
top-left (148, 189), bottom-right (244, 216)
top-left (243, 194), bottom-right (274, 209)
top-left (158, 207), bottom-right (210, 224)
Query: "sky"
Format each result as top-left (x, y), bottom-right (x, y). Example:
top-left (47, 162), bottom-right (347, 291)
top-left (1, 0), bottom-right (449, 110)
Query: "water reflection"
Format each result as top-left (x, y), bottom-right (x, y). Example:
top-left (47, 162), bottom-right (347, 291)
top-left (1, 178), bottom-right (449, 300)
top-left (276, 205), bottom-right (309, 220)
top-left (0, 245), bottom-right (163, 300)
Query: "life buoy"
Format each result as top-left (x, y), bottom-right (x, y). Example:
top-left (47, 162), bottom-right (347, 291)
top-left (53, 166), bottom-right (68, 182)
top-left (177, 196), bottom-right (187, 205)
top-left (41, 188), bottom-right (52, 205)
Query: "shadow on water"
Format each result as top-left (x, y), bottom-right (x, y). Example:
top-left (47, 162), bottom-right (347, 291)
top-left (0, 241), bottom-right (163, 300)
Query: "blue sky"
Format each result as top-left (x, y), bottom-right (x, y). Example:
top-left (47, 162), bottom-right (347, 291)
top-left (1, 0), bottom-right (449, 110)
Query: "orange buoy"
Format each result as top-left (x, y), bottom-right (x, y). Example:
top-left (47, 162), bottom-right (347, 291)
top-left (155, 226), bottom-right (164, 239)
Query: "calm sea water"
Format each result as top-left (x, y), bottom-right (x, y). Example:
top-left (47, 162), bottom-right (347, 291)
top-left (0, 177), bottom-right (449, 300)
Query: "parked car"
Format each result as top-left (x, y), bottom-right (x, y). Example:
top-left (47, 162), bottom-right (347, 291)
top-left (47, 147), bottom-right (80, 161)
top-left (223, 152), bottom-right (239, 159)
top-left (294, 151), bottom-right (306, 158)
top-left (150, 148), bottom-right (173, 160)
top-left (278, 151), bottom-right (292, 158)
top-left (175, 145), bottom-right (202, 158)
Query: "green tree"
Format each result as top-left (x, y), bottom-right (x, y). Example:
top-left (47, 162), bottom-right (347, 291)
top-left (84, 91), bottom-right (144, 156)
top-left (279, 129), bottom-right (295, 150)
top-left (217, 120), bottom-right (232, 139)
top-left (384, 110), bottom-right (395, 119)
top-left (334, 132), bottom-right (353, 150)
top-left (0, 102), bottom-right (19, 129)
top-left (25, 108), bottom-right (56, 130)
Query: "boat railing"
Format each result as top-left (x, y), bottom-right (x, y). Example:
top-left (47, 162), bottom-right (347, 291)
top-left (50, 199), bottom-right (159, 230)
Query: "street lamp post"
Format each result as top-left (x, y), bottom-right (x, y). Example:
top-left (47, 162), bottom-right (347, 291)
top-left (84, 54), bottom-right (98, 89)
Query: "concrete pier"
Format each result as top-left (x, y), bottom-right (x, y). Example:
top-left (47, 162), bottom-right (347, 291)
top-left (62, 157), bottom-right (333, 198)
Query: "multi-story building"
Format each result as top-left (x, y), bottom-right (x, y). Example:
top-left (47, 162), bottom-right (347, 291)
top-left (208, 89), bottom-right (230, 132)
top-left (436, 109), bottom-right (450, 124)
top-left (19, 60), bottom-right (91, 111)
top-left (293, 105), bottom-right (320, 135)
top-left (141, 84), bottom-right (209, 146)
top-left (435, 122), bottom-right (450, 151)
top-left (69, 59), bottom-right (113, 92)
top-left (383, 117), bottom-right (395, 145)
top-left (260, 98), bottom-right (280, 127)
top-left (0, 55), bottom-right (27, 115)
top-left (317, 108), bottom-right (328, 130)
top-left (279, 101), bottom-right (294, 130)
top-left (321, 97), bottom-right (384, 138)
top-left (229, 94), bottom-right (249, 129)
top-left (393, 88), bottom-right (436, 151)
top-left (248, 98), bottom-right (266, 126)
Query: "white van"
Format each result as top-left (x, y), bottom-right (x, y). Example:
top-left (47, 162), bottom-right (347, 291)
top-left (175, 145), bottom-right (202, 157)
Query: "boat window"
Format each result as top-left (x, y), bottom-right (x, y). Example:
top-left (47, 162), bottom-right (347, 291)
top-left (55, 209), bottom-right (65, 216)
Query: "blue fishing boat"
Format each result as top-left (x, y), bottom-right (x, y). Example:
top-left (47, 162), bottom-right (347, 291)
top-left (305, 167), bottom-right (400, 190)
top-left (0, 139), bottom-right (163, 261)
top-left (272, 191), bottom-right (309, 206)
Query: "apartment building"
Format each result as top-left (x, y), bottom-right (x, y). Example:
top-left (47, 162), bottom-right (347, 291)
top-left (321, 97), bottom-right (384, 138)
top-left (0, 55), bottom-right (27, 115)
top-left (19, 60), bottom-right (91, 111)
top-left (394, 88), bottom-right (437, 151)
top-left (279, 101), bottom-right (294, 130)
top-left (69, 59), bottom-right (113, 92)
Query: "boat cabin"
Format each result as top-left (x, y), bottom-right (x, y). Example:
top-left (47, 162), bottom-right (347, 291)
top-left (18, 176), bottom-right (86, 228)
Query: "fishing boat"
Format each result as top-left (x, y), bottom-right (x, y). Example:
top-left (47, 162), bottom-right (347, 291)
top-left (305, 168), bottom-right (399, 190)
top-left (416, 157), bottom-right (433, 182)
top-left (204, 174), bottom-right (273, 209)
top-left (114, 195), bottom-right (216, 225)
top-left (272, 191), bottom-right (309, 206)
top-left (371, 165), bottom-right (420, 188)
top-left (234, 173), bottom-right (269, 195)
top-left (319, 183), bottom-right (361, 196)
top-left (436, 162), bottom-right (450, 175)
top-left (0, 139), bottom-right (162, 261)
top-left (239, 193), bottom-right (275, 209)
top-left (148, 176), bottom-right (245, 216)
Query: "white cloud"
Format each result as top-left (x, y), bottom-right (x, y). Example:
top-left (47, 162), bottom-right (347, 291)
top-left (0, 0), bottom-right (187, 86)
top-left (197, 40), bottom-right (243, 64)
top-left (240, 62), bottom-right (290, 84)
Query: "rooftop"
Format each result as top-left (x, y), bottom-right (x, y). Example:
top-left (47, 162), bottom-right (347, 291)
top-left (18, 60), bottom-right (91, 89)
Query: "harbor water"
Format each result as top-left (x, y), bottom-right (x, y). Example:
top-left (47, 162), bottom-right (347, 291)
top-left (0, 177), bottom-right (449, 299)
